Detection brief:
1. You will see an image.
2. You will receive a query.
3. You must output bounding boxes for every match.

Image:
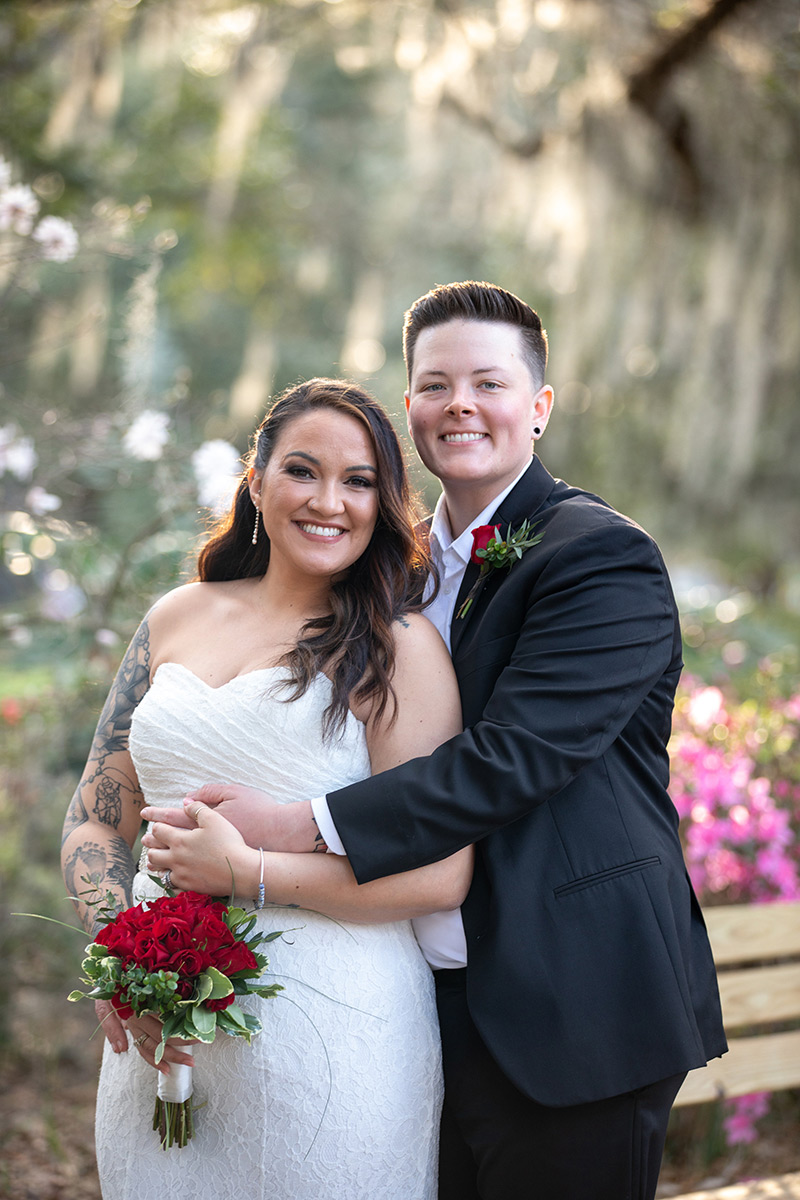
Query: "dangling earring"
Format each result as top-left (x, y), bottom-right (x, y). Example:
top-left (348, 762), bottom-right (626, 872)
top-left (252, 508), bottom-right (260, 545)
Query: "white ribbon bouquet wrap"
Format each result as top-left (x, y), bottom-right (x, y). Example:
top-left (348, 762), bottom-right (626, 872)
top-left (154, 1050), bottom-right (196, 1148)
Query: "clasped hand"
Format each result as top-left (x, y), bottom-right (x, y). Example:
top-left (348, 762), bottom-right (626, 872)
top-left (146, 781), bottom-right (281, 842)
top-left (141, 781), bottom-right (283, 891)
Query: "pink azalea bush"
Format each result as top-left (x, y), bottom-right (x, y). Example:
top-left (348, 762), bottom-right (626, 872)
top-left (669, 668), bottom-right (800, 1146)
top-left (670, 677), bottom-right (800, 905)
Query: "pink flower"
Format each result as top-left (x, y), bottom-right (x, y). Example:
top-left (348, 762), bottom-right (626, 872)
top-left (723, 1092), bottom-right (770, 1145)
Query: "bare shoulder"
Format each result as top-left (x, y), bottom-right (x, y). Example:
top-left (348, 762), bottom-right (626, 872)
top-left (392, 611), bottom-right (450, 663)
top-left (147, 581), bottom-right (204, 637)
top-left (147, 580), bottom-right (248, 665)
top-left (390, 613), bottom-right (458, 697)
top-left (365, 613), bottom-right (461, 764)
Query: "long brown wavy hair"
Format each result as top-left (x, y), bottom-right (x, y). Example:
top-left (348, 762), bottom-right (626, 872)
top-left (197, 378), bottom-right (434, 735)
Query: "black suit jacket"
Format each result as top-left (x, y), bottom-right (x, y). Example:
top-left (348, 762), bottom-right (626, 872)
top-left (328, 457), bottom-right (727, 1106)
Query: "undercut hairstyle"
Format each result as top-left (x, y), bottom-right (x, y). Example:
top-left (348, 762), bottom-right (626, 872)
top-left (403, 280), bottom-right (548, 391)
top-left (197, 378), bottom-right (432, 736)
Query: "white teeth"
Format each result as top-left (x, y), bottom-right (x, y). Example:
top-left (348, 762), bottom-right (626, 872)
top-left (442, 432), bottom-right (487, 443)
top-left (299, 523), bottom-right (343, 538)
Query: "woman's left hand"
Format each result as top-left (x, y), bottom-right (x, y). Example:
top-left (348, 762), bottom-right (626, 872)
top-left (142, 804), bottom-right (254, 896)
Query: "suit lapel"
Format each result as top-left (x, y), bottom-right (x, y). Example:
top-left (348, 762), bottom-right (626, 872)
top-left (449, 457), bottom-right (557, 654)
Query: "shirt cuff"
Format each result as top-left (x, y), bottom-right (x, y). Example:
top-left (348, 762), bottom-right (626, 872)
top-left (310, 795), bottom-right (347, 856)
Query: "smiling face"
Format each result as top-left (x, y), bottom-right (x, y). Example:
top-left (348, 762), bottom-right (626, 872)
top-left (405, 319), bottom-right (554, 535)
top-left (250, 408), bottom-right (380, 583)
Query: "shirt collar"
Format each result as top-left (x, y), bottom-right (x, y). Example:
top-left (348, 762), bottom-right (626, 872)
top-left (429, 458), bottom-right (533, 566)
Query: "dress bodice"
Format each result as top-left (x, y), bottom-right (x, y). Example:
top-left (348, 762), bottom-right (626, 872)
top-left (130, 661), bottom-right (372, 812)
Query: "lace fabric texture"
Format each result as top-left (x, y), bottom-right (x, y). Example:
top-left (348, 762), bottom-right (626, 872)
top-left (95, 663), bottom-right (442, 1199)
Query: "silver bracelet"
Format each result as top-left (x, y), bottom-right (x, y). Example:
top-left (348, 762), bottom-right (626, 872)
top-left (256, 847), bottom-right (265, 909)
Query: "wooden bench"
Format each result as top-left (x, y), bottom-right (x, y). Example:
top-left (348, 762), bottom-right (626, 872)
top-left (674, 900), bottom-right (800, 1106)
top-left (672, 1171), bottom-right (800, 1198)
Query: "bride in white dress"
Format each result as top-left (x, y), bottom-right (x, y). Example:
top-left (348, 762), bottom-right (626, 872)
top-left (61, 379), bottom-right (469, 1199)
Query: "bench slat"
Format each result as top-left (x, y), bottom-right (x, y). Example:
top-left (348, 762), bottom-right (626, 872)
top-left (718, 962), bottom-right (800, 1028)
top-left (704, 902), bottom-right (800, 966)
top-left (674, 1030), bottom-right (800, 1106)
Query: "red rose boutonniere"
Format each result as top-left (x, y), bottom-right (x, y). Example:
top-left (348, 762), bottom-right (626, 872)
top-left (456, 519), bottom-right (543, 619)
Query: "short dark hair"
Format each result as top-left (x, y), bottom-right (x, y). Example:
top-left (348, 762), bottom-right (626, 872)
top-left (403, 280), bottom-right (548, 390)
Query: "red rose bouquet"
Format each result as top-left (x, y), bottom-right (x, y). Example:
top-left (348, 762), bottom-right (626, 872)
top-left (69, 890), bottom-right (283, 1149)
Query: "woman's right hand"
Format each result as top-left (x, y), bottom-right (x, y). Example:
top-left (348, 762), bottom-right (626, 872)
top-left (95, 999), bottom-right (195, 1073)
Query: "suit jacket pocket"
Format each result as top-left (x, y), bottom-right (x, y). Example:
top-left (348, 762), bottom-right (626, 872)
top-left (553, 856), bottom-right (661, 898)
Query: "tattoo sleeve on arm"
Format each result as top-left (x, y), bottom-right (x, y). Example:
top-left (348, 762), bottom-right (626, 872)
top-left (91, 617), bottom-right (152, 760)
top-left (62, 617), bottom-right (152, 928)
top-left (80, 616), bottom-right (152, 823)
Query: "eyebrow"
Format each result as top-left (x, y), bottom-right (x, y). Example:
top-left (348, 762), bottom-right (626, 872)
top-left (283, 450), bottom-right (377, 473)
top-left (417, 367), bottom-right (507, 377)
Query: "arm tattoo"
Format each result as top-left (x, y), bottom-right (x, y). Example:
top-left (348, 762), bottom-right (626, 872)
top-left (95, 773), bottom-right (124, 826)
top-left (80, 765), bottom-right (142, 829)
top-left (312, 817), bottom-right (329, 854)
top-left (67, 616), bottom-right (151, 837)
top-left (63, 836), bottom-right (135, 935)
top-left (90, 617), bottom-right (152, 761)
top-left (62, 791), bottom-right (88, 846)
top-left (62, 617), bottom-right (151, 921)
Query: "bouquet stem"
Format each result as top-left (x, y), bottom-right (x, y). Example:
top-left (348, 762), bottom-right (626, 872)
top-left (154, 1059), bottom-right (194, 1149)
top-left (153, 1095), bottom-right (194, 1149)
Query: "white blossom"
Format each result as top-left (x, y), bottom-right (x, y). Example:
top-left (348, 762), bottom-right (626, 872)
top-left (32, 215), bottom-right (79, 263)
top-left (40, 570), bottom-right (86, 621)
top-left (0, 183), bottom-right (40, 235)
top-left (95, 628), bottom-right (121, 648)
top-left (26, 485), bottom-right (62, 515)
top-left (122, 410), bottom-right (170, 461)
top-left (192, 439), bottom-right (242, 513)
top-left (0, 157), bottom-right (11, 190)
top-left (0, 426), bottom-right (37, 480)
top-left (9, 625), bottom-right (33, 648)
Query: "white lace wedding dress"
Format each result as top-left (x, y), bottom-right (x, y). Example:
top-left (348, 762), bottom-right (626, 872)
top-left (94, 663), bottom-right (442, 1199)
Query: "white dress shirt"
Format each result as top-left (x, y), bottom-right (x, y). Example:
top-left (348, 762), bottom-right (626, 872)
top-left (312, 460), bottom-right (533, 968)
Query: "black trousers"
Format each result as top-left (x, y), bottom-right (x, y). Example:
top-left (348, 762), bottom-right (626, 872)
top-left (435, 969), bottom-right (685, 1200)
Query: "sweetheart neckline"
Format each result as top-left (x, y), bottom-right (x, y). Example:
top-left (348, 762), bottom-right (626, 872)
top-left (152, 661), bottom-right (312, 692)
top-left (148, 661), bottom-right (369, 729)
